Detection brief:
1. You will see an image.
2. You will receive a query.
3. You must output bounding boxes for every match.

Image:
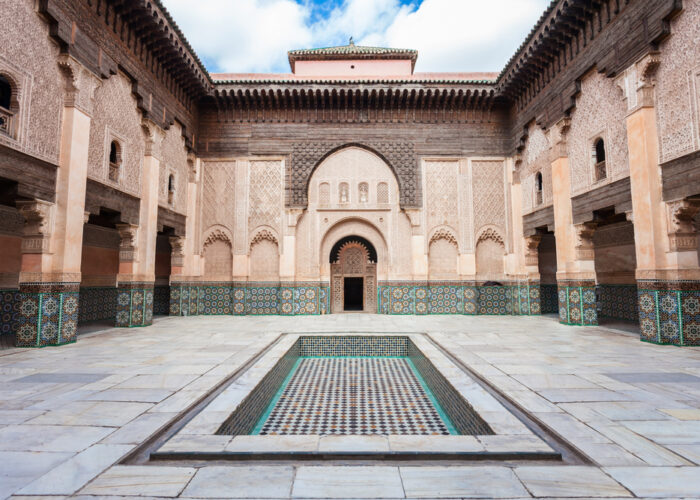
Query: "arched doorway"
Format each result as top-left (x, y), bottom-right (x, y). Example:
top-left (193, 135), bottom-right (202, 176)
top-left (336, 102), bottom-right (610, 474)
top-left (330, 236), bottom-right (377, 313)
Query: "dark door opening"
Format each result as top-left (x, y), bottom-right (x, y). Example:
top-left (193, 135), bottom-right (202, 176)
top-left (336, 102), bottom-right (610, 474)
top-left (344, 277), bottom-right (364, 311)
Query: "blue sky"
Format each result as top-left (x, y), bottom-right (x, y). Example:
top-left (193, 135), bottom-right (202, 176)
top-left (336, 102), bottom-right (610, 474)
top-left (162, 0), bottom-right (551, 74)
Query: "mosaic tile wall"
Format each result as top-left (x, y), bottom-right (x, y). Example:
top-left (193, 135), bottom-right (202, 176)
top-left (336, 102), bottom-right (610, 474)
top-left (638, 281), bottom-right (700, 346)
top-left (115, 283), bottom-right (154, 328)
top-left (377, 282), bottom-right (541, 316)
top-left (598, 284), bottom-right (639, 322)
top-left (558, 282), bottom-right (598, 326)
top-left (170, 282), bottom-right (330, 316)
top-left (408, 342), bottom-right (494, 436)
top-left (0, 289), bottom-right (20, 339)
top-left (299, 335), bottom-right (409, 356)
top-left (15, 283), bottom-right (79, 347)
top-left (78, 287), bottom-right (117, 324)
top-left (540, 284), bottom-right (559, 314)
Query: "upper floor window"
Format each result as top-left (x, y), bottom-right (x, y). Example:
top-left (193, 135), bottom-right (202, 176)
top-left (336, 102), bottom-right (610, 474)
top-left (319, 182), bottom-right (330, 206)
top-left (593, 138), bottom-right (606, 181)
top-left (377, 182), bottom-right (389, 204)
top-left (359, 182), bottom-right (369, 203)
top-left (0, 75), bottom-right (15, 137)
top-left (108, 140), bottom-right (121, 182)
top-left (535, 172), bottom-right (543, 205)
top-left (339, 182), bottom-right (349, 204)
top-left (168, 174), bottom-right (175, 205)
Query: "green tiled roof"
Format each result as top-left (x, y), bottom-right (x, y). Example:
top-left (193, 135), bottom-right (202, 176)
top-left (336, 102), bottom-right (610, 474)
top-left (288, 42), bottom-right (417, 58)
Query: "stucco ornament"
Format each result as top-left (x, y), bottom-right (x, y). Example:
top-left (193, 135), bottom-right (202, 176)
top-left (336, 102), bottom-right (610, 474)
top-left (666, 198), bottom-right (700, 252)
top-left (17, 199), bottom-right (54, 254)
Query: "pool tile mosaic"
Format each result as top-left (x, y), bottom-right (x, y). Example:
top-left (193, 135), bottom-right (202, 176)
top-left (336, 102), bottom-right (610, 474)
top-left (256, 357), bottom-right (454, 436)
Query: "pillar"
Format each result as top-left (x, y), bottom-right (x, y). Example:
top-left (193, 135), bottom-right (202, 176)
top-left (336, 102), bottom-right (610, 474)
top-left (550, 118), bottom-right (598, 326)
top-left (114, 120), bottom-right (162, 327)
top-left (618, 53), bottom-right (700, 345)
top-left (14, 56), bottom-right (99, 347)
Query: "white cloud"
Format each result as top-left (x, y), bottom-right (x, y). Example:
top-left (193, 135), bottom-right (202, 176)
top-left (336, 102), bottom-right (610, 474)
top-left (362, 0), bottom-right (548, 72)
top-left (162, 0), bottom-right (550, 74)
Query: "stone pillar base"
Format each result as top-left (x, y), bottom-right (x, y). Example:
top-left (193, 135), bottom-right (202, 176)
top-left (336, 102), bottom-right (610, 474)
top-left (637, 280), bottom-right (700, 346)
top-left (15, 282), bottom-right (79, 347)
top-left (557, 280), bottom-right (597, 326)
top-left (116, 282), bottom-right (154, 327)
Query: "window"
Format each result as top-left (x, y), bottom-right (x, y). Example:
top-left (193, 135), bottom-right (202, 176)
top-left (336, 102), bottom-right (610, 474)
top-left (168, 174), bottom-right (175, 205)
top-left (358, 182), bottom-right (369, 203)
top-left (319, 182), bottom-right (330, 206)
top-left (0, 75), bottom-right (14, 137)
top-left (339, 182), bottom-right (349, 203)
top-left (535, 172), bottom-right (543, 206)
top-left (108, 140), bottom-right (121, 182)
top-left (593, 138), bottom-right (606, 181)
top-left (377, 182), bottom-right (388, 203)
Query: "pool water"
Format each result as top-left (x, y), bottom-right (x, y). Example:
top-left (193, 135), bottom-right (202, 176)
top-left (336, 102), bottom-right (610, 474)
top-left (253, 357), bottom-right (457, 435)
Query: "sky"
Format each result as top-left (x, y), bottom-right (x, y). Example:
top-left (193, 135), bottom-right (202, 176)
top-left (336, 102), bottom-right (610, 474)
top-left (161, 0), bottom-right (552, 74)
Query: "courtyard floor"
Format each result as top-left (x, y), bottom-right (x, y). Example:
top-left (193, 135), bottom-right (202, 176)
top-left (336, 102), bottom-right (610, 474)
top-left (1, 314), bottom-right (699, 499)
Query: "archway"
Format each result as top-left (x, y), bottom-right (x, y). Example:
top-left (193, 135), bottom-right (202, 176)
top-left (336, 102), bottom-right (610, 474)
top-left (330, 236), bottom-right (377, 313)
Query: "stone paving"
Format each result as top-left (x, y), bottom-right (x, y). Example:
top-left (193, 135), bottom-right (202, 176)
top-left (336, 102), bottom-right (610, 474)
top-left (0, 314), bottom-right (699, 499)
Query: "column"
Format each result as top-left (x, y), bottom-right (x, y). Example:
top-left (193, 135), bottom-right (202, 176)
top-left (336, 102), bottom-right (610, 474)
top-left (550, 118), bottom-right (598, 326)
top-left (170, 156), bottom-right (199, 316)
top-left (619, 53), bottom-right (700, 345)
top-left (14, 56), bottom-right (99, 347)
top-left (114, 120), bottom-right (162, 327)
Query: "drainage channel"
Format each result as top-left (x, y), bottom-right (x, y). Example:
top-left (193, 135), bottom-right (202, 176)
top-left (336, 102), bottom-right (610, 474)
top-left (122, 331), bottom-right (589, 466)
top-left (425, 333), bottom-right (593, 466)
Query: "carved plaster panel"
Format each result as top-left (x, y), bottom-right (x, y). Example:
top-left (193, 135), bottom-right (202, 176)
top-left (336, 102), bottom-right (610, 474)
top-left (656, 1), bottom-right (700, 163)
top-left (88, 72), bottom-right (145, 196)
top-left (568, 70), bottom-right (629, 196)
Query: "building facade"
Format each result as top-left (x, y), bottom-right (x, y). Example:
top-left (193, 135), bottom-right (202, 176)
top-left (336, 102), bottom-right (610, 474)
top-left (0, 0), bottom-right (698, 346)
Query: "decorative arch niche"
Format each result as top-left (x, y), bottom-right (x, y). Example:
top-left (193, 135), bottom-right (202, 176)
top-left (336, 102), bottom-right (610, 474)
top-left (249, 228), bottom-right (280, 281)
top-left (475, 227), bottom-right (505, 280)
top-left (428, 227), bottom-right (459, 279)
top-left (202, 228), bottom-right (232, 280)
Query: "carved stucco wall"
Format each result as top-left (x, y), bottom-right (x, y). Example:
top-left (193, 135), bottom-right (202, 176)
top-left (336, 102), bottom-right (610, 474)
top-left (520, 122), bottom-right (553, 214)
top-left (200, 161), bottom-right (237, 252)
top-left (424, 161), bottom-right (459, 240)
top-left (568, 70), bottom-right (629, 195)
top-left (248, 160), bottom-right (283, 246)
top-left (298, 146), bottom-right (411, 280)
top-left (88, 71), bottom-right (144, 197)
top-left (158, 122), bottom-right (188, 214)
top-left (472, 160), bottom-right (507, 248)
top-left (656, 0), bottom-right (700, 163)
top-left (0, 0), bottom-right (63, 164)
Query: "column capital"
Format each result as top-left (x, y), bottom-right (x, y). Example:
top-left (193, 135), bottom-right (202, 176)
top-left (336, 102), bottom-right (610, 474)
top-left (615, 51), bottom-right (661, 111)
top-left (573, 221), bottom-right (597, 261)
top-left (57, 54), bottom-right (101, 115)
top-left (116, 223), bottom-right (139, 262)
top-left (524, 234), bottom-right (542, 267)
top-left (16, 199), bottom-right (54, 254)
top-left (169, 235), bottom-right (186, 268)
top-left (549, 117), bottom-right (571, 160)
top-left (141, 118), bottom-right (165, 158)
top-left (666, 198), bottom-right (700, 252)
